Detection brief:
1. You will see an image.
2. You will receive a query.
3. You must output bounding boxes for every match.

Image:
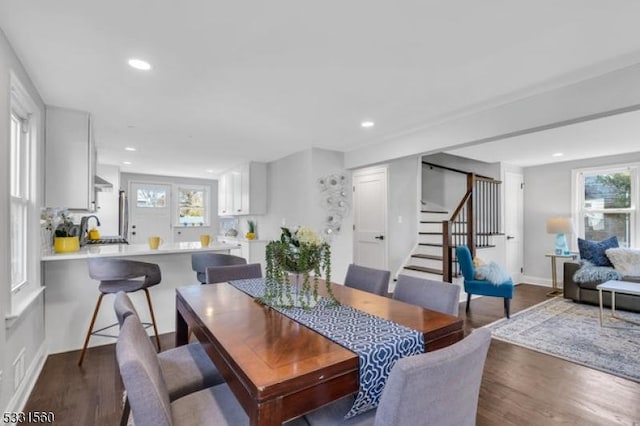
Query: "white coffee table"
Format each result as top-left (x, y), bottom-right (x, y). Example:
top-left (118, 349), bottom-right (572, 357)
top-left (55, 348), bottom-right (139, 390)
top-left (596, 280), bottom-right (640, 327)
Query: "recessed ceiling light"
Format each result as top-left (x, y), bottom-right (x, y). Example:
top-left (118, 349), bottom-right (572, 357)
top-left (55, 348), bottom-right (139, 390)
top-left (206, 169), bottom-right (215, 173)
top-left (361, 121), bottom-right (375, 128)
top-left (123, 161), bottom-right (132, 165)
top-left (552, 152), bottom-right (564, 157)
top-left (125, 147), bottom-right (137, 152)
top-left (128, 58), bottom-right (152, 71)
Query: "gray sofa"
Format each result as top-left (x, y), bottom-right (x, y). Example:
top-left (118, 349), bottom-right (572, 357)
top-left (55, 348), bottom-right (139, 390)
top-left (563, 261), bottom-right (640, 313)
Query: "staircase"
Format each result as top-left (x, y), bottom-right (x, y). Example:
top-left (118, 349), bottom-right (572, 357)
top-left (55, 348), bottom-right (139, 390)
top-left (402, 162), bottom-right (503, 283)
top-left (403, 210), bottom-right (449, 280)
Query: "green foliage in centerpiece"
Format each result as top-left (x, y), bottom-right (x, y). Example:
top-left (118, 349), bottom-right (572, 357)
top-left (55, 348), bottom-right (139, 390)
top-left (263, 226), bottom-right (338, 309)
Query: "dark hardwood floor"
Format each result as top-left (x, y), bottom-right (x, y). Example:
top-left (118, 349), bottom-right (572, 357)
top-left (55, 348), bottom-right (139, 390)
top-left (23, 284), bottom-right (640, 425)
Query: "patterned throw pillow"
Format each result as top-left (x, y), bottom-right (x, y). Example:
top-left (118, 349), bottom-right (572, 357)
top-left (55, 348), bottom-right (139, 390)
top-left (577, 236), bottom-right (619, 267)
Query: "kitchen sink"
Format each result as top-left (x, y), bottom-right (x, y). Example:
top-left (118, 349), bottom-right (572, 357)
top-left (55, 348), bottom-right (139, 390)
top-left (84, 236), bottom-right (128, 245)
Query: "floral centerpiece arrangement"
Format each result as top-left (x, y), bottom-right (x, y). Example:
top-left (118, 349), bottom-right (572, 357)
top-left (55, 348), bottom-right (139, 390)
top-left (263, 226), bottom-right (337, 309)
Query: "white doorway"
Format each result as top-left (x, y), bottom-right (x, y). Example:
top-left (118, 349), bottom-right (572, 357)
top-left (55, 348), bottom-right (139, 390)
top-left (353, 167), bottom-right (388, 269)
top-left (129, 182), bottom-right (172, 244)
top-left (504, 172), bottom-right (524, 283)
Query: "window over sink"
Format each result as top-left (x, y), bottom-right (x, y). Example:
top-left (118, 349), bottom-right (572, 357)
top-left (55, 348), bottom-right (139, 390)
top-left (176, 185), bottom-right (209, 227)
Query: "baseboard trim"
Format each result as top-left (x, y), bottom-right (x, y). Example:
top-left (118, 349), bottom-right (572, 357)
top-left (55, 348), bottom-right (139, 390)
top-left (521, 275), bottom-right (554, 287)
top-left (4, 343), bottom-right (47, 414)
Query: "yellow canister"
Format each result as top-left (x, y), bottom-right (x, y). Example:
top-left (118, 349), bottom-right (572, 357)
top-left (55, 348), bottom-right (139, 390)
top-left (88, 228), bottom-right (101, 240)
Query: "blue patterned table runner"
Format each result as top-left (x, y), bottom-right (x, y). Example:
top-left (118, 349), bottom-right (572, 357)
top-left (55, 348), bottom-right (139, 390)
top-left (228, 278), bottom-right (425, 418)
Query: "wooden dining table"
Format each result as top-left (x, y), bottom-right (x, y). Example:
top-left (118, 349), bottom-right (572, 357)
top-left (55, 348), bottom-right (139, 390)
top-left (175, 280), bottom-right (464, 426)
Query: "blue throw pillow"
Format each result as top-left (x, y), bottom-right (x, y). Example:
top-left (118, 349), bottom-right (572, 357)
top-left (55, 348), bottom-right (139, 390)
top-left (577, 236), bottom-right (619, 267)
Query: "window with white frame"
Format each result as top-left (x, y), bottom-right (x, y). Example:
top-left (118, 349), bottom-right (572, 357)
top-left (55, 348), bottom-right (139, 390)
top-left (573, 165), bottom-right (638, 248)
top-left (10, 111), bottom-right (29, 291)
top-left (176, 185), bottom-right (209, 226)
top-left (9, 74), bottom-right (38, 302)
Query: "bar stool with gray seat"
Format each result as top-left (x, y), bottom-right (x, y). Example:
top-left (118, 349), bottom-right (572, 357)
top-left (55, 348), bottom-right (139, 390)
top-left (78, 258), bottom-right (162, 366)
top-left (114, 292), bottom-right (225, 426)
top-left (343, 264), bottom-right (391, 296)
top-left (191, 252), bottom-right (247, 284)
top-left (205, 263), bottom-right (263, 284)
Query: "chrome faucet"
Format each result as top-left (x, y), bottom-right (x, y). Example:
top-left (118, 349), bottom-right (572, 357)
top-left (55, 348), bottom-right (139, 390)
top-left (79, 215), bottom-right (101, 246)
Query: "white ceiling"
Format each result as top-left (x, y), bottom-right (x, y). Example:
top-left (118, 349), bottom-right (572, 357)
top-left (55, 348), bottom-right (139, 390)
top-left (446, 108), bottom-right (640, 167)
top-left (2, 1), bottom-right (640, 178)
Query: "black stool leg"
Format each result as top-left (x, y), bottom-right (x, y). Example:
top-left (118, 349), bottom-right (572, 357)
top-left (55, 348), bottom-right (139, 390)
top-left (504, 298), bottom-right (511, 319)
top-left (78, 293), bottom-right (105, 366)
top-left (143, 288), bottom-right (161, 351)
top-left (466, 293), bottom-right (471, 313)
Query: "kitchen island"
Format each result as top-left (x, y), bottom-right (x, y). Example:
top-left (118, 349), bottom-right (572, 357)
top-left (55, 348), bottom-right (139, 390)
top-left (42, 242), bottom-right (240, 354)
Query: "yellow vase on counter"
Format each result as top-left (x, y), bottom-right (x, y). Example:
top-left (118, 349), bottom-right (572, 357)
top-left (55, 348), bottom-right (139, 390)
top-left (54, 236), bottom-right (80, 253)
top-left (88, 228), bottom-right (101, 240)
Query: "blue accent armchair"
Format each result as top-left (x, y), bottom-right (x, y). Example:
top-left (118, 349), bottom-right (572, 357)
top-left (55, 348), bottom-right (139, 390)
top-left (456, 246), bottom-right (514, 318)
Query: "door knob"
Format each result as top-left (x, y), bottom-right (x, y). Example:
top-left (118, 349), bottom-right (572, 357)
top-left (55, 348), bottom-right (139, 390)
top-left (374, 235), bottom-right (385, 240)
top-left (507, 235), bottom-right (515, 240)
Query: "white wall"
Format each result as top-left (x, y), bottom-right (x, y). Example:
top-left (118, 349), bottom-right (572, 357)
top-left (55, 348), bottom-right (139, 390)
top-left (421, 153), bottom-right (501, 212)
top-left (258, 148), bottom-right (353, 283)
top-left (386, 157), bottom-right (419, 278)
top-left (259, 148), bottom-right (421, 284)
top-left (0, 28), bottom-right (46, 413)
top-left (523, 150), bottom-right (640, 283)
top-left (259, 149), bottom-right (313, 241)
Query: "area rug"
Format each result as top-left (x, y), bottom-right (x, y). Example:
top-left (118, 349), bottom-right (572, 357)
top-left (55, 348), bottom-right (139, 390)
top-left (486, 297), bottom-right (640, 382)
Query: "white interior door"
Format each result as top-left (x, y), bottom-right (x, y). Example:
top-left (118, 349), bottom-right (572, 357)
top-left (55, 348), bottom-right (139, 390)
top-left (504, 172), bottom-right (524, 282)
top-left (353, 167), bottom-right (388, 269)
top-left (129, 182), bottom-right (172, 244)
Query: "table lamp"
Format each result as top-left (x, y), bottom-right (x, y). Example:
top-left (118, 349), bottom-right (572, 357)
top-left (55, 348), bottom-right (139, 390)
top-left (546, 217), bottom-right (574, 255)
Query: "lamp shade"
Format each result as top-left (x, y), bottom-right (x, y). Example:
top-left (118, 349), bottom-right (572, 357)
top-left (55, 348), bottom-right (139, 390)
top-left (546, 217), bottom-right (574, 234)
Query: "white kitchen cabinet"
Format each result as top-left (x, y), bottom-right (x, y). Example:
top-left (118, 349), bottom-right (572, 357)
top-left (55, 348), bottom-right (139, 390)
top-left (217, 170), bottom-right (235, 216)
top-left (45, 106), bottom-right (96, 211)
top-left (218, 162), bottom-right (267, 216)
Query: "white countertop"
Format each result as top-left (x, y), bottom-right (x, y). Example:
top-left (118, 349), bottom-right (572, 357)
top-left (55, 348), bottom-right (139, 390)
top-left (218, 236), bottom-right (268, 243)
top-left (41, 242), bottom-right (241, 261)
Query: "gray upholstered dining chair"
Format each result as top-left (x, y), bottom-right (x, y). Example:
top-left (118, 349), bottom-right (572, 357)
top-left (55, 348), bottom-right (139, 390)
top-left (79, 258), bottom-right (162, 366)
top-left (116, 314), bottom-right (248, 426)
top-left (205, 263), bottom-right (263, 284)
top-left (113, 292), bottom-right (224, 400)
top-left (343, 264), bottom-right (390, 296)
top-left (116, 314), bottom-right (308, 426)
top-left (304, 328), bottom-right (492, 426)
top-left (393, 275), bottom-right (461, 316)
top-left (191, 252), bottom-right (247, 284)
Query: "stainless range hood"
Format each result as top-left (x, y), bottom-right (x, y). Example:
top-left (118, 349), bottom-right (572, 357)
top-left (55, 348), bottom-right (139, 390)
top-left (94, 175), bottom-right (113, 191)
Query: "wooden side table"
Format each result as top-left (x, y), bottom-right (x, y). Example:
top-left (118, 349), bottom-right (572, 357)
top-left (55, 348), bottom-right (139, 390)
top-left (545, 253), bottom-right (577, 297)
